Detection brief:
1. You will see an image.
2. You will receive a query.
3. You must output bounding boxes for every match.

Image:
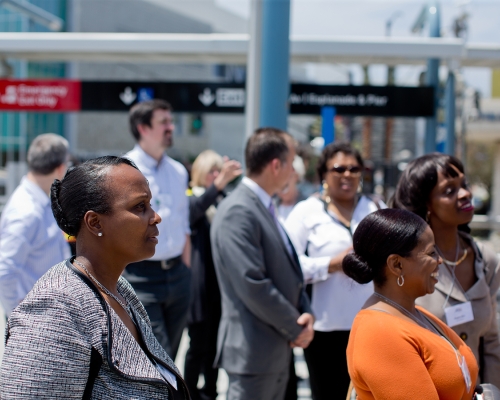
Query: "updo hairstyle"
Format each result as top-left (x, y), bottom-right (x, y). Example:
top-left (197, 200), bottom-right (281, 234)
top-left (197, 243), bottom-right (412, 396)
top-left (391, 153), bottom-right (465, 220)
top-left (51, 156), bottom-right (139, 237)
top-left (342, 209), bottom-right (427, 286)
top-left (316, 142), bottom-right (364, 182)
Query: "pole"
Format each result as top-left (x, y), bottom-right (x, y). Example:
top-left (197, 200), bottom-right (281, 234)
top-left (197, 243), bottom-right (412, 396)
top-left (362, 65), bottom-right (372, 160)
top-left (258, 0), bottom-right (291, 130)
top-left (321, 106), bottom-right (336, 145)
top-left (244, 0), bottom-right (263, 139)
top-left (444, 70), bottom-right (455, 155)
top-left (424, 1), bottom-right (440, 154)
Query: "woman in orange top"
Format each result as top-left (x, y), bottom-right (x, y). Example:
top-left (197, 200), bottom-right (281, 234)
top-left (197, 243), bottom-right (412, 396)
top-left (343, 209), bottom-right (479, 399)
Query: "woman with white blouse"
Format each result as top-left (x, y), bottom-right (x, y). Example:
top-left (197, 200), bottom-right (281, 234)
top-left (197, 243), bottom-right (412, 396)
top-left (285, 142), bottom-right (385, 400)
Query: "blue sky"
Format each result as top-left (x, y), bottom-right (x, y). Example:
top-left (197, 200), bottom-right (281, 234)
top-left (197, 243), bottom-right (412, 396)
top-left (216, 0), bottom-right (499, 96)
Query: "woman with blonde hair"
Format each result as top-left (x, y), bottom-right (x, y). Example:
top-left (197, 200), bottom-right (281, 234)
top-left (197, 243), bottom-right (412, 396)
top-left (184, 150), bottom-right (242, 400)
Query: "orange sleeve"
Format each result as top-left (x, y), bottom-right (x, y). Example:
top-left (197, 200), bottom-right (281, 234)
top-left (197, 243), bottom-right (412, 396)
top-left (348, 315), bottom-right (439, 400)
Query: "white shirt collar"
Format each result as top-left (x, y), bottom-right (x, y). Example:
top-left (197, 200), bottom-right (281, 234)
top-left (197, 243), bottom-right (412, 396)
top-left (242, 176), bottom-right (272, 209)
top-left (130, 144), bottom-right (166, 169)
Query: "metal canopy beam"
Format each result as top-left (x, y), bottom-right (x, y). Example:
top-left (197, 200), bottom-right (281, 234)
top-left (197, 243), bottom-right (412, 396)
top-left (0, 33), bottom-right (498, 67)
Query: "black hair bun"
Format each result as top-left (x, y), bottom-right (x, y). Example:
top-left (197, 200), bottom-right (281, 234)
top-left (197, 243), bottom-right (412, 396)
top-left (342, 252), bottom-right (374, 284)
top-left (50, 180), bottom-right (76, 237)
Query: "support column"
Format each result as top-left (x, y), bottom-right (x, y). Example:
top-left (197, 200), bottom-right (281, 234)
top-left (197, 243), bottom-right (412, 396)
top-left (258, 0), bottom-right (291, 130)
top-left (424, 1), bottom-right (441, 154)
top-left (444, 71), bottom-right (456, 155)
top-left (321, 106), bottom-right (336, 145)
top-left (244, 0), bottom-right (263, 139)
top-left (492, 142), bottom-right (500, 219)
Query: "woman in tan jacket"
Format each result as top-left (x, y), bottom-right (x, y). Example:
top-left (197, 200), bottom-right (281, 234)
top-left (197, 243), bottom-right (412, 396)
top-left (392, 153), bottom-right (500, 388)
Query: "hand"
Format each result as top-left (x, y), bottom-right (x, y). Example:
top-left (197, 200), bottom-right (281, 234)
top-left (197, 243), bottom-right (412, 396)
top-left (214, 157), bottom-right (243, 191)
top-left (328, 247), bottom-right (353, 273)
top-left (290, 313), bottom-right (315, 349)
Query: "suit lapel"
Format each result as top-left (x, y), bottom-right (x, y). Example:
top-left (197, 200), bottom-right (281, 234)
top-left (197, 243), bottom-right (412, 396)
top-left (239, 184), bottom-right (302, 276)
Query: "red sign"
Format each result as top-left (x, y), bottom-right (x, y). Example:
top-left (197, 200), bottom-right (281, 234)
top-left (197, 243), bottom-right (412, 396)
top-left (0, 79), bottom-right (81, 111)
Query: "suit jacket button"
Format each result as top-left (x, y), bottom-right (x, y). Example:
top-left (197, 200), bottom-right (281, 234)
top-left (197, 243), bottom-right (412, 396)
top-left (460, 332), bottom-right (468, 341)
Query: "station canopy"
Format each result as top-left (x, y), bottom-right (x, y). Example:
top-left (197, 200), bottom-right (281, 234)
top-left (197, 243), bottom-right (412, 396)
top-left (0, 33), bottom-right (499, 67)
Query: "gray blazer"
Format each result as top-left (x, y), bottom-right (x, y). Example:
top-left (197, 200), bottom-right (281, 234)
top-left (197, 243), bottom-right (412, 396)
top-left (0, 259), bottom-right (189, 399)
top-left (210, 183), bottom-right (312, 375)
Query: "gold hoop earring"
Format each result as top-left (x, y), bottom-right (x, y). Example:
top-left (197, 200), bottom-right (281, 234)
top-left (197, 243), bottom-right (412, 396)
top-left (397, 275), bottom-right (404, 287)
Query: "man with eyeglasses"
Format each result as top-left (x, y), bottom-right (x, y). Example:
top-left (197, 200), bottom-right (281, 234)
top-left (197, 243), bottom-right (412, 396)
top-left (0, 133), bottom-right (71, 317)
top-left (123, 99), bottom-right (191, 361)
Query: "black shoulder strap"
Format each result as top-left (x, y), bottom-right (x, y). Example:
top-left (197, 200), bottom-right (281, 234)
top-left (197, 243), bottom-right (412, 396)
top-left (320, 197), bottom-right (352, 235)
top-left (82, 347), bottom-right (103, 399)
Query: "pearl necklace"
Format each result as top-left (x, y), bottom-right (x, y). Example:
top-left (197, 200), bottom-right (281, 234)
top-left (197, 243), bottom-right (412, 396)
top-left (74, 259), bottom-right (130, 314)
top-left (373, 292), bottom-right (439, 334)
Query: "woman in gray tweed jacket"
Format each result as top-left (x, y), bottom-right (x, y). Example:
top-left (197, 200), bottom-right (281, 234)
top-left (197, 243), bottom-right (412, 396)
top-left (0, 156), bottom-right (190, 400)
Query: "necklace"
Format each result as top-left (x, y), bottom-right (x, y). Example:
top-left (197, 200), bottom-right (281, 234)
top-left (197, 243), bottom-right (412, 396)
top-left (373, 292), bottom-right (439, 334)
top-left (436, 236), bottom-right (467, 267)
top-left (74, 259), bottom-right (130, 314)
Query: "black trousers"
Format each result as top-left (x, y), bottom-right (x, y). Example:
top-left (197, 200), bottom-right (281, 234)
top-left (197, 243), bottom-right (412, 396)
top-left (122, 260), bottom-right (191, 360)
top-left (184, 320), bottom-right (219, 400)
top-left (284, 352), bottom-right (298, 400)
top-left (304, 330), bottom-right (351, 400)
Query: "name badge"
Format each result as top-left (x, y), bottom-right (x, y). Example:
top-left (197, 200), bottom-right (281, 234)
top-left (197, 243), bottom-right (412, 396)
top-left (444, 301), bottom-right (474, 328)
top-left (459, 353), bottom-right (472, 393)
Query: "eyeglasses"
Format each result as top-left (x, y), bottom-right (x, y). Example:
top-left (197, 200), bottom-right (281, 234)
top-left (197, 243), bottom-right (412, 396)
top-left (327, 164), bottom-right (362, 176)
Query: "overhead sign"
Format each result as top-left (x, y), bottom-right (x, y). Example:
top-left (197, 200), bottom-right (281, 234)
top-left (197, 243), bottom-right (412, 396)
top-left (81, 81), bottom-right (246, 113)
top-left (0, 80), bottom-right (434, 117)
top-left (289, 84), bottom-right (434, 117)
top-left (0, 79), bottom-right (81, 111)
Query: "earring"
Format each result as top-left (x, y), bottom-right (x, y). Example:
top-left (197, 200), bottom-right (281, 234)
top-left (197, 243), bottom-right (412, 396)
top-left (322, 181), bottom-right (328, 191)
top-left (426, 211), bottom-right (430, 223)
top-left (397, 275), bottom-right (404, 287)
top-left (98, 232), bottom-right (103, 237)
top-left (357, 178), bottom-right (364, 193)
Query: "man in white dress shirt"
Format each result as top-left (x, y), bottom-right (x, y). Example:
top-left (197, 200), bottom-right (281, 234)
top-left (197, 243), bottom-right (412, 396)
top-left (123, 99), bottom-right (191, 360)
top-left (0, 133), bottom-right (71, 316)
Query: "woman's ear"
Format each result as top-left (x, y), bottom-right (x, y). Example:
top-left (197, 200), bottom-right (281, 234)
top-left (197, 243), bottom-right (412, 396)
top-left (82, 210), bottom-right (103, 238)
top-left (386, 254), bottom-right (403, 278)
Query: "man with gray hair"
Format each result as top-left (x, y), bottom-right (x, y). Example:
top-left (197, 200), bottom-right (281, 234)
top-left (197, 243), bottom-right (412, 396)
top-left (0, 133), bottom-right (71, 316)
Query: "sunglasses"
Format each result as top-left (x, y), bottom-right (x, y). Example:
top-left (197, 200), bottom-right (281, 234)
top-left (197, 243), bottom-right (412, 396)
top-left (327, 164), bottom-right (362, 175)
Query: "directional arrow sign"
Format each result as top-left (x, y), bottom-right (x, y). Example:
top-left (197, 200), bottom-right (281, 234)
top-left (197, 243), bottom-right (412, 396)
top-left (119, 86), bottom-right (136, 105)
top-left (198, 88), bottom-right (215, 106)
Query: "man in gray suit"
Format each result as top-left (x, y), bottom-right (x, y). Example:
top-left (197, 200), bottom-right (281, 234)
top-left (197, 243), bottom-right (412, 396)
top-left (211, 127), bottom-right (314, 400)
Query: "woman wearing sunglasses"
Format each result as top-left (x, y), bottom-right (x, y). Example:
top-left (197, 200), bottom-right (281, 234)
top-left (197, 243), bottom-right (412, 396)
top-left (285, 142), bottom-right (385, 400)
